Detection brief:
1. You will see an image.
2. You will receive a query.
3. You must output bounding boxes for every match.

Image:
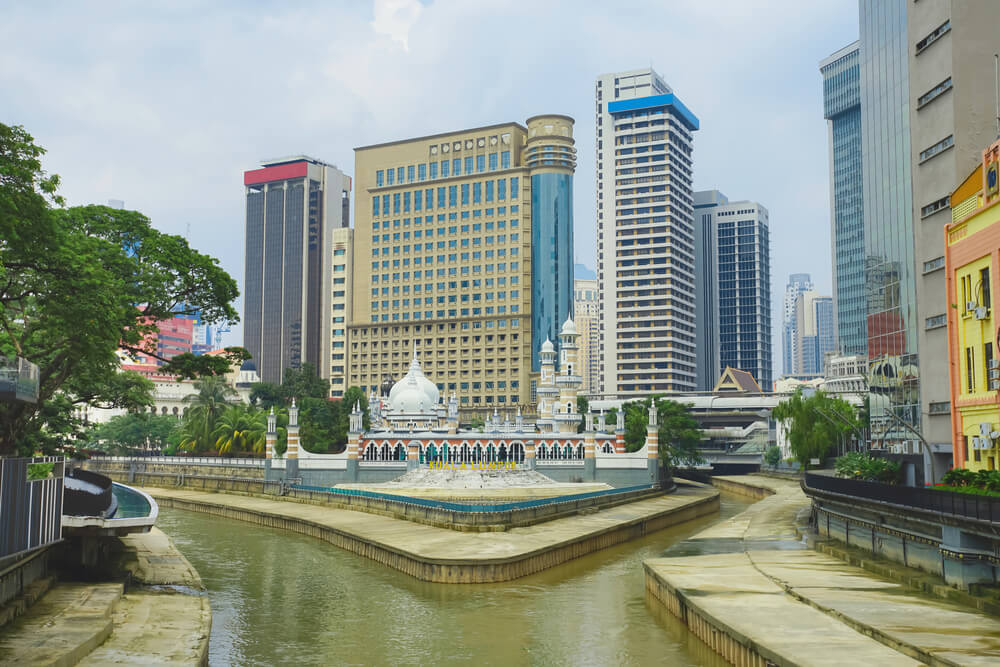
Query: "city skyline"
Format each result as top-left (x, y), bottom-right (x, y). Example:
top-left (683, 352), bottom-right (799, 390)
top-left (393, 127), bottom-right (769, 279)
top-left (2, 1), bottom-right (858, 372)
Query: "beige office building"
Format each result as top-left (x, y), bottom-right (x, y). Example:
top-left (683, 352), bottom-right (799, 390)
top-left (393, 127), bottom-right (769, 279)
top-left (349, 117), bottom-right (576, 410)
top-left (909, 1), bottom-right (1000, 451)
top-left (573, 279), bottom-right (600, 394)
top-left (329, 228), bottom-right (353, 397)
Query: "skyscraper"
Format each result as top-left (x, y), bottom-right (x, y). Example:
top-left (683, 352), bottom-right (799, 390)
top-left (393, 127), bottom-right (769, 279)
top-left (573, 279), bottom-right (600, 394)
top-left (349, 117), bottom-right (576, 409)
top-left (860, 0), bottom-right (918, 428)
top-left (821, 42), bottom-right (866, 357)
top-left (242, 156), bottom-right (352, 386)
top-left (782, 273), bottom-right (814, 376)
top-left (794, 292), bottom-right (835, 375)
top-left (595, 68), bottom-right (699, 396)
top-left (694, 190), bottom-right (772, 390)
top-left (909, 0), bottom-right (1000, 453)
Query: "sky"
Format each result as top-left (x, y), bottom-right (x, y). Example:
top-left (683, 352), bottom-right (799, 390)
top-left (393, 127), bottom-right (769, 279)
top-left (3, 0), bottom-right (859, 374)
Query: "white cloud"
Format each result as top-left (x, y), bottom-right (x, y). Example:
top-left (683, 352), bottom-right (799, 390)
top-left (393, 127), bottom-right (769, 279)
top-left (371, 0), bottom-right (424, 51)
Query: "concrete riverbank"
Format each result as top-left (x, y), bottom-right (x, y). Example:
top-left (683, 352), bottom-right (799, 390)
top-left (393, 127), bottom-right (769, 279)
top-left (645, 475), bottom-right (1000, 666)
top-left (0, 527), bottom-right (210, 665)
top-left (136, 483), bottom-right (719, 583)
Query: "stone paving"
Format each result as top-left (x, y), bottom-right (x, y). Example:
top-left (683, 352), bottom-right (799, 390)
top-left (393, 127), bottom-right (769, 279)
top-left (646, 475), bottom-right (1000, 666)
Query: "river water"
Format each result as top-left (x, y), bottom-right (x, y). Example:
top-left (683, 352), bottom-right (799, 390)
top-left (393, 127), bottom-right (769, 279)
top-left (156, 493), bottom-right (751, 666)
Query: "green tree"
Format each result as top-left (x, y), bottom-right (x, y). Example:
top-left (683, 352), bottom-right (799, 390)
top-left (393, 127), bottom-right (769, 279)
top-left (577, 395), bottom-right (589, 433)
top-left (91, 413), bottom-right (180, 455)
top-left (211, 406), bottom-right (254, 455)
top-left (617, 397), bottom-right (703, 468)
top-left (249, 381), bottom-right (283, 409)
top-left (0, 124), bottom-right (247, 456)
top-left (179, 377), bottom-right (238, 452)
top-left (764, 445), bottom-right (782, 468)
top-left (772, 389), bottom-right (858, 471)
top-left (281, 363), bottom-right (330, 401)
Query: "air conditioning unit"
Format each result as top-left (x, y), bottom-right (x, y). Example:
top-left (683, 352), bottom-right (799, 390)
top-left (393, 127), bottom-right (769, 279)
top-left (891, 444), bottom-right (902, 454)
top-left (990, 369), bottom-right (1000, 380)
top-left (981, 422), bottom-right (993, 437)
top-left (967, 300), bottom-right (978, 311)
top-left (989, 359), bottom-right (1000, 370)
top-left (975, 307), bottom-right (989, 320)
top-left (972, 436), bottom-right (982, 450)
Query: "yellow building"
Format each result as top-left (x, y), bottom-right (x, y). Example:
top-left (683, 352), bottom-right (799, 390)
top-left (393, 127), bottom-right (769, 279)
top-left (946, 138), bottom-right (1000, 471)
top-left (349, 117), bottom-right (576, 410)
top-left (329, 227), bottom-right (352, 398)
top-left (573, 278), bottom-right (599, 394)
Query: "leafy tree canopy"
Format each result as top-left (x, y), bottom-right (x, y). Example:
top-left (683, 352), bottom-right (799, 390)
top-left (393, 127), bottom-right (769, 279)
top-left (577, 395), bottom-right (589, 433)
top-left (0, 123), bottom-right (247, 455)
top-left (90, 413), bottom-right (180, 455)
top-left (619, 396), bottom-right (703, 468)
top-left (772, 388), bottom-right (858, 470)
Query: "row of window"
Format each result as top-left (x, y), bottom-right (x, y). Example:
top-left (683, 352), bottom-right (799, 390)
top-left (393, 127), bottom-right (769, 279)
top-left (373, 208), bottom-right (520, 229)
top-left (375, 231), bottom-right (518, 244)
top-left (375, 152), bottom-right (512, 188)
top-left (369, 261), bottom-right (520, 275)
top-left (372, 289), bottom-right (520, 301)
top-left (372, 275), bottom-right (517, 287)
top-left (369, 313), bottom-right (521, 325)
top-left (373, 179), bottom-right (520, 215)
top-left (372, 246), bottom-right (519, 259)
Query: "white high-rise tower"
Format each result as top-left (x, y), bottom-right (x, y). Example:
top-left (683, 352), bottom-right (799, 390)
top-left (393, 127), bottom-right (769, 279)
top-left (595, 68), bottom-right (700, 396)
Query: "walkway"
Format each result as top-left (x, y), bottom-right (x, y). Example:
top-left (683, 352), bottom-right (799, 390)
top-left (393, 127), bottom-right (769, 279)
top-left (139, 483), bottom-right (718, 583)
top-left (645, 475), bottom-right (1000, 666)
top-left (0, 528), bottom-right (210, 666)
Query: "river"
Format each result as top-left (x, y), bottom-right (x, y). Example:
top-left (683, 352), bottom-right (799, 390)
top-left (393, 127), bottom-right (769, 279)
top-left (155, 493), bottom-right (751, 666)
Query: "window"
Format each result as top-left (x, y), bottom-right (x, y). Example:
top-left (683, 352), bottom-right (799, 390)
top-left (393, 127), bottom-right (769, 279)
top-left (418, 164), bottom-right (426, 181)
top-left (397, 167), bottom-right (404, 183)
top-left (922, 256), bottom-right (945, 274)
top-left (438, 187), bottom-right (446, 208)
top-left (511, 177), bottom-right (519, 199)
top-left (464, 156), bottom-right (473, 174)
top-left (488, 153), bottom-right (498, 171)
top-left (925, 314), bottom-right (946, 330)
top-left (498, 179), bottom-right (506, 201)
top-left (386, 169), bottom-right (394, 185)
top-left (449, 186), bottom-right (457, 207)
top-left (429, 162), bottom-right (438, 179)
top-left (403, 191), bottom-right (410, 213)
top-left (414, 190), bottom-right (422, 211)
top-left (473, 182), bottom-right (481, 204)
top-left (393, 193), bottom-right (401, 214)
top-left (921, 196), bottom-right (949, 218)
top-left (476, 155), bottom-right (485, 173)
top-left (917, 78), bottom-right (952, 108)
top-left (981, 267), bottom-right (992, 309)
top-left (919, 135), bottom-right (953, 162)
top-left (372, 196), bottom-right (379, 216)
top-left (485, 181), bottom-right (493, 202)
top-left (916, 20), bottom-right (950, 55)
top-left (967, 346), bottom-right (975, 393)
top-left (501, 151), bottom-right (510, 169)
top-left (461, 184), bottom-right (470, 205)
top-left (453, 158), bottom-right (461, 176)
top-left (376, 170), bottom-right (384, 187)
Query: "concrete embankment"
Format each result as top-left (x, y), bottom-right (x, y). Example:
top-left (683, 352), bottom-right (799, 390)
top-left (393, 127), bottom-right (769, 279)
top-left (141, 484), bottom-right (719, 583)
top-left (645, 475), bottom-right (1000, 666)
top-left (0, 528), bottom-right (211, 666)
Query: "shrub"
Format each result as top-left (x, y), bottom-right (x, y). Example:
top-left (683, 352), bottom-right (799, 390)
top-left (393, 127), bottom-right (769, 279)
top-left (764, 445), bottom-right (781, 468)
top-left (834, 452), bottom-right (901, 484)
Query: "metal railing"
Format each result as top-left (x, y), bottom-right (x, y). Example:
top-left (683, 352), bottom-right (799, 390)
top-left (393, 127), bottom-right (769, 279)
top-left (803, 473), bottom-right (1000, 524)
top-left (87, 455), bottom-right (265, 467)
top-left (0, 457), bottom-right (63, 560)
top-left (290, 482), bottom-right (654, 514)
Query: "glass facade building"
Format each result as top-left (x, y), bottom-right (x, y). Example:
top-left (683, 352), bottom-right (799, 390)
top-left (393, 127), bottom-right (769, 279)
top-left (821, 42), bottom-right (866, 357)
top-left (859, 0), bottom-right (918, 428)
top-left (530, 172), bottom-right (574, 369)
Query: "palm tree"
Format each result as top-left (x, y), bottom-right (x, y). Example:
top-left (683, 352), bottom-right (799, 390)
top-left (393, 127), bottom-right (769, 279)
top-left (180, 376), bottom-right (238, 453)
top-left (212, 406), bottom-right (251, 455)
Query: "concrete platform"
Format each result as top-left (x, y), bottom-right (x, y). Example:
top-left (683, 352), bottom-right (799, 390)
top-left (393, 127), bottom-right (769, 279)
top-left (333, 483), bottom-right (612, 501)
top-left (645, 475), bottom-right (1000, 666)
top-left (140, 484), bottom-right (719, 583)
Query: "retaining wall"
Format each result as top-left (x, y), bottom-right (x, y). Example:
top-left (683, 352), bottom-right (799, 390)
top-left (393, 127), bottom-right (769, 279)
top-left (150, 491), bottom-right (720, 583)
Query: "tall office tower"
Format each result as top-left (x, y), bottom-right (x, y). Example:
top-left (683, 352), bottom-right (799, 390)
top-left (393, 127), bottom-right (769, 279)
top-left (243, 156), bottom-right (352, 386)
top-left (821, 42), bottom-right (866, 357)
top-left (329, 228), bottom-right (353, 397)
top-left (908, 0), bottom-right (1000, 452)
top-left (595, 68), bottom-right (700, 396)
top-left (794, 292), bottom-right (835, 375)
top-left (859, 0), bottom-right (917, 429)
top-left (694, 191), bottom-right (773, 390)
top-left (350, 117), bottom-right (576, 409)
top-left (782, 273), bottom-right (814, 375)
top-left (573, 279), bottom-right (600, 394)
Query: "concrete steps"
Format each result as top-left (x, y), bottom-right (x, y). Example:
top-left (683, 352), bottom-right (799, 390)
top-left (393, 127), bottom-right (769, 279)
top-left (78, 590), bottom-right (211, 666)
top-left (0, 574), bottom-right (56, 628)
top-left (0, 582), bottom-right (122, 666)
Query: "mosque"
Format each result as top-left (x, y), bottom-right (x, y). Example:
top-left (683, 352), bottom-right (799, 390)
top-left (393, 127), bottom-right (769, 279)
top-left (345, 317), bottom-right (647, 468)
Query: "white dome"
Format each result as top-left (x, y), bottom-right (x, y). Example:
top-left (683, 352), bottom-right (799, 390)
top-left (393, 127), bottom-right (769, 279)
top-left (541, 337), bottom-right (555, 353)
top-left (560, 317), bottom-right (577, 336)
top-left (386, 347), bottom-right (439, 414)
top-left (393, 377), bottom-right (432, 413)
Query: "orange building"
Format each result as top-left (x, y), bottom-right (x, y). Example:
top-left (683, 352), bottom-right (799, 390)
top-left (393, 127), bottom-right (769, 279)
top-left (946, 138), bottom-right (1000, 470)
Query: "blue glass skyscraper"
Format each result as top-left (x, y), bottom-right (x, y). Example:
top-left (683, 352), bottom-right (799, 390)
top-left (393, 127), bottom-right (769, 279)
top-left (821, 42), bottom-right (865, 357)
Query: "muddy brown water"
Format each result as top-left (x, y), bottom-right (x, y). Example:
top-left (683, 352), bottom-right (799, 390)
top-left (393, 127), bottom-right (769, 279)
top-left (156, 492), bottom-right (751, 666)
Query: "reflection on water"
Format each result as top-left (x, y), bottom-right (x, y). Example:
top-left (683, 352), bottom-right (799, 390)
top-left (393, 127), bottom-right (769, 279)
top-left (156, 494), bottom-right (750, 666)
